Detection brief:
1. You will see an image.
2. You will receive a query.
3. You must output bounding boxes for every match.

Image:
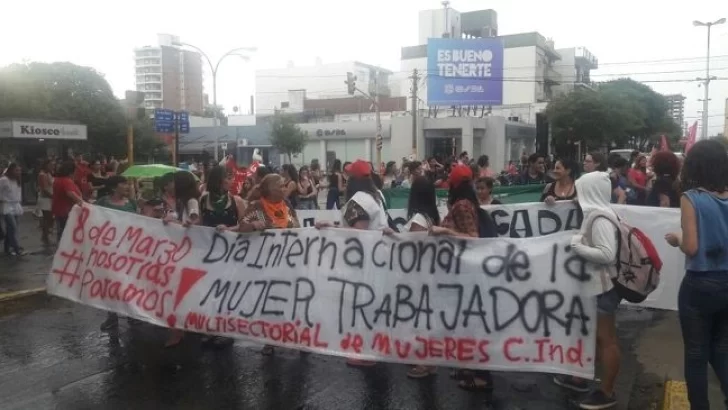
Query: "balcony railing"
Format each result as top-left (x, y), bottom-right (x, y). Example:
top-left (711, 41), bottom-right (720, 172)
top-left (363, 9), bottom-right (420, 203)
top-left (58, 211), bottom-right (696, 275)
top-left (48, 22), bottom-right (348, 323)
top-left (574, 47), bottom-right (599, 69)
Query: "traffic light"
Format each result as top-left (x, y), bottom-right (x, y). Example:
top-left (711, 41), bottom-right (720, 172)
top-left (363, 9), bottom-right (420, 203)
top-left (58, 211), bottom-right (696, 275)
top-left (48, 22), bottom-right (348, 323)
top-left (345, 72), bottom-right (357, 95)
top-left (125, 91), bottom-right (146, 120)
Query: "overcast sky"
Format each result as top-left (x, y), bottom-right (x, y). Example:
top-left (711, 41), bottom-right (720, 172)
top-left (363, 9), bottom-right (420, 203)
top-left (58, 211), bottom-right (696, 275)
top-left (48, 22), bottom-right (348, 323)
top-left (2, 0), bottom-right (727, 135)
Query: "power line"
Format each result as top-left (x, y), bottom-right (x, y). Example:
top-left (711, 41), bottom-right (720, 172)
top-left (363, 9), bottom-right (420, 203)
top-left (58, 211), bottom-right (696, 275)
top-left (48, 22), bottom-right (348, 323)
top-left (254, 55), bottom-right (728, 79)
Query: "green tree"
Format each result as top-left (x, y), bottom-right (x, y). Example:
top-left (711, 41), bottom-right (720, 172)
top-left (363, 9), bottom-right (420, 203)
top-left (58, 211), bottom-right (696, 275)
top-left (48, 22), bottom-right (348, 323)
top-left (0, 62), bottom-right (127, 156)
top-left (270, 114), bottom-right (307, 163)
top-left (545, 78), bottom-right (682, 154)
top-left (599, 78), bottom-right (681, 149)
top-left (544, 88), bottom-right (641, 153)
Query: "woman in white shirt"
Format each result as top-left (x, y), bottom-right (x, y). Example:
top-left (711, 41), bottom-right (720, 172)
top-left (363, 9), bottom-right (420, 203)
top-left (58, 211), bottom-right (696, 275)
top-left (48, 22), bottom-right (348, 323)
top-left (0, 164), bottom-right (25, 256)
top-left (162, 171), bottom-right (200, 348)
top-left (317, 160), bottom-right (391, 368)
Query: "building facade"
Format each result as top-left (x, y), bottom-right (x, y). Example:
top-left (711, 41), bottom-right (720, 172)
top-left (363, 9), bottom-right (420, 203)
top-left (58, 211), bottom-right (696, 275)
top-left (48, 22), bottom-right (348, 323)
top-left (663, 94), bottom-right (686, 126)
top-left (255, 61), bottom-right (393, 116)
top-left (553, 47), bottom-right (598, 96)
top-left (178, 115), bottom-right (533, 173)
top-left (134, 34), bottom-right (204, 113)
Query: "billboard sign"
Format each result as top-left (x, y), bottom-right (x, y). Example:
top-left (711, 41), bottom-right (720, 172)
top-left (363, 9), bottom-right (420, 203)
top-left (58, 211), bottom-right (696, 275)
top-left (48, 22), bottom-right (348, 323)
top-left (426, 38), bottom-right (504, 106)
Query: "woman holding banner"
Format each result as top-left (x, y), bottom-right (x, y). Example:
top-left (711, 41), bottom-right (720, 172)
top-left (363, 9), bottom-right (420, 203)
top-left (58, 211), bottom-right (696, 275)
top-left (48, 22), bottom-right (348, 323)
top-left (430, 164), bottom-right (498, 392)
top-left (198, 166), bottom-right (246, 349)
top-left (541, 158), bottom-right (578, 204)
top-left (316, 160), bottom-right (392, 368)
top-left (162, 171), bottom-right (201, 348)
top-left (404, 176), bottom-right (441, 379)
top-left (239, 173), bottom-right (301, 356)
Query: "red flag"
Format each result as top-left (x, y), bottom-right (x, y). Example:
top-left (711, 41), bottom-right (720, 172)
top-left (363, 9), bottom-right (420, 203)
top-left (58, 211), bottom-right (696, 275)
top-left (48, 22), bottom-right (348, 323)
top-left (685, 121), bottom-right (698, 153)
top-left (659, 135), bottom-right (670, 151)
top-left (222, 158), bottom-right (247, 196)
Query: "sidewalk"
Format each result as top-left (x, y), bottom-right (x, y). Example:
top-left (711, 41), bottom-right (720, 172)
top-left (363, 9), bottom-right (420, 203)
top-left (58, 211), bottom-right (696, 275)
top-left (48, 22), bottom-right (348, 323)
top-left (0, 212), bottom-right (52, 296)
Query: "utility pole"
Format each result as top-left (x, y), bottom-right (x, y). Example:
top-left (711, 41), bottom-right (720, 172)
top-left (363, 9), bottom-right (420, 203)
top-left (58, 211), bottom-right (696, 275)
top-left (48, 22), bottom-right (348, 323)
top-left (374, 71), bottom-right (382, 175)
top-left (124, 91), bottom-right (145, 165)
top-left (345, 71), bottom-right (383, 175)
top-left (173, 114), bottom-right (180, 166)
top-left (694, 18), bottom-right (726, 140)
top-left (410, 69), bottom-right (420, 156)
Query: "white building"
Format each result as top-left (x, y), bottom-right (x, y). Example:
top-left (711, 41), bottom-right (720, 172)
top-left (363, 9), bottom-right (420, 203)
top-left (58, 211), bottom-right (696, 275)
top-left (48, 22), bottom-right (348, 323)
top-left (134, 34), bottom-right (204, 113)
top-left (255, 61), bottom-right (393, 116)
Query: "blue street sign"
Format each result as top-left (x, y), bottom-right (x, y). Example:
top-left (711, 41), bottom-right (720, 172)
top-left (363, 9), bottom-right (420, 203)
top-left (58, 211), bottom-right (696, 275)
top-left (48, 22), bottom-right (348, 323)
top-left (154, 109), bottom-right (190, 134)
top-left (154, 109), bottom-right (174, 122)
top-left (154, 108), bottom-right (175, 134)
top-left (155, 123), bottom-right (175, 134)
top-left (177, 110), bottom-right (190, 134)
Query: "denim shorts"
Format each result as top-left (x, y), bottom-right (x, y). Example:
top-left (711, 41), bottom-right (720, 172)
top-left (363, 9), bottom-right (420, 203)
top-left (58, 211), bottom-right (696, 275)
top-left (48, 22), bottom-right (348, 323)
top-left (597, 287), bottom-right (622, 315)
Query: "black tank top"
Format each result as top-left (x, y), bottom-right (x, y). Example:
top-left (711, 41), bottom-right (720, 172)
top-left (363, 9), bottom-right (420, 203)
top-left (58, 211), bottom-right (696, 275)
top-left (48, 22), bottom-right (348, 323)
top-left (540, 182), bottom-right (577, 202)
top-left (200, 194), bottom-right (239, 227)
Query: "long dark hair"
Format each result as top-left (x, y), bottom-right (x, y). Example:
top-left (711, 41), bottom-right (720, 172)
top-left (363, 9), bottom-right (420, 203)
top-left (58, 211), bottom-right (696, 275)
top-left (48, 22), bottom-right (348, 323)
top-left (282, 164), bottom-right (298, 183)
top-left (205, 166), bottom-right (228, 201)
top-left (174, 171), bottom-right (200, 205)
top-left (556, 158), bottom-right (579, 181)
top-left (448, 180), bottom-right (479, 209)
top-left (407, 176), bottom-right (440, 226)
top-left (681, 139), bottom-right (728, 193)
top-left (345, 176), bottom-right (380, 203)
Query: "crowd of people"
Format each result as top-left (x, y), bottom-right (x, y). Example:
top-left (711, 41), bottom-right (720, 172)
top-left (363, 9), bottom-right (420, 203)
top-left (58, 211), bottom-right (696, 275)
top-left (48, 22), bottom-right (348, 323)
top-left (0, 141), bottom-right (727, 408)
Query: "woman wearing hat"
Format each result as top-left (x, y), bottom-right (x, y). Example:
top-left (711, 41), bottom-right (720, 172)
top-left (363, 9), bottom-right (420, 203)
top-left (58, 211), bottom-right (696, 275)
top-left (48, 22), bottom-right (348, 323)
top-left (317, 159), bottom-right (392, 367)
top-left (431, 163), bottom-right (498, 392)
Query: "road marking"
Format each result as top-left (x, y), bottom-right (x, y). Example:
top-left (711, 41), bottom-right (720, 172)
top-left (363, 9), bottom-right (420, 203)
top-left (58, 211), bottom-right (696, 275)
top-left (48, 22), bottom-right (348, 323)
top-left (662, 380), bottom-right (689, 410)
top-left (0, 287), bottom-right (46, 302)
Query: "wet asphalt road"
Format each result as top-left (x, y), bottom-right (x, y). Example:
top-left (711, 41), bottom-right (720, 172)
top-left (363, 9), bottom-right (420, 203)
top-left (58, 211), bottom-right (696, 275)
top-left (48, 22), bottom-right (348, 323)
top-left (0, 296), bottom-right (664, 410)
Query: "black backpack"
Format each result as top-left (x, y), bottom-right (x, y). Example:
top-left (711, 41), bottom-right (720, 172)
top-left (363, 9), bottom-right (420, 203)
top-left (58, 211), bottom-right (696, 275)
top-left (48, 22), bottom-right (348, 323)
top-left (476, 207), bottom-right (498, 238)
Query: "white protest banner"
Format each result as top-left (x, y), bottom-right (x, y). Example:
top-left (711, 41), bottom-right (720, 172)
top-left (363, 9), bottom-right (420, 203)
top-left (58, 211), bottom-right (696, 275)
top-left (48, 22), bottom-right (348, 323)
top-left (48, 205), bottom-right (597, 378)
top-left (297, 203), bottom-right (683, 311)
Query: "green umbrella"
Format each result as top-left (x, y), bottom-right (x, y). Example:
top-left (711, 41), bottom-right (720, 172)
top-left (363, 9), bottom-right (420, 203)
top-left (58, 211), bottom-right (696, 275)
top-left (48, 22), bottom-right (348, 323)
top-left (121, 164), bottom-right (198, 180)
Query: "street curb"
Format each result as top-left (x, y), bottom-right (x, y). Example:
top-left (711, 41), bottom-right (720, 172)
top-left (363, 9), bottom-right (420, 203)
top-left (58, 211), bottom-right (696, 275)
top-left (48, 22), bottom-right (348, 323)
top-left (0, 288), bottom-right (47, 303)
top-left (662, 380), bottom-right (688, 410)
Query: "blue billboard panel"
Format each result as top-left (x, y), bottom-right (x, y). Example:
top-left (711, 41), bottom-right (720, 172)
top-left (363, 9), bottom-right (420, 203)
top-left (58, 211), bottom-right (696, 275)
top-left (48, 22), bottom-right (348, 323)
top-left (426, 38), bottom-right (504, 106)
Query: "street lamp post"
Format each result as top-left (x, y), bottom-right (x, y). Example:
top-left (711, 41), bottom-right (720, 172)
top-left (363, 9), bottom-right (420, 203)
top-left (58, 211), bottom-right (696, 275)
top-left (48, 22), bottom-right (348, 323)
top-left (694, 18), bottom-right (726, 140)
top-left (174, 42), bottom-right (256, 161)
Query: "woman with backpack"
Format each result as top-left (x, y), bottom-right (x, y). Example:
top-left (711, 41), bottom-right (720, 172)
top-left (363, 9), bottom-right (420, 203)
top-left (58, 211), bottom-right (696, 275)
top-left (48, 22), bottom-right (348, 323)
top-left (553, 171), bottom-right (621, 410)
top-left (665, 139), bottom-right (728, 410)
top-left (430, 164), bottom-right (498, 392)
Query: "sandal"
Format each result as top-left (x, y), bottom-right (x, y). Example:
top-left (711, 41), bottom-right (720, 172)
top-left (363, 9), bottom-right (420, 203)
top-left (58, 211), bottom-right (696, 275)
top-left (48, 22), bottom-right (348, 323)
top-left (458, 377), bottom-right (494, 393)
top-left (407, 365), bottom-right (436, 379)
top-left (346, 359), bottom-right (376, 368)
top-left (261, 345), bottom-right (275, 356)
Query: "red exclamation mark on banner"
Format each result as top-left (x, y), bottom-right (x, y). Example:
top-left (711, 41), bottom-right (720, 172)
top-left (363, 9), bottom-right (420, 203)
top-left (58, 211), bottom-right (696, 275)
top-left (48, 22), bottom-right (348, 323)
top-left (174, 268), bottom-right (207, 310)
